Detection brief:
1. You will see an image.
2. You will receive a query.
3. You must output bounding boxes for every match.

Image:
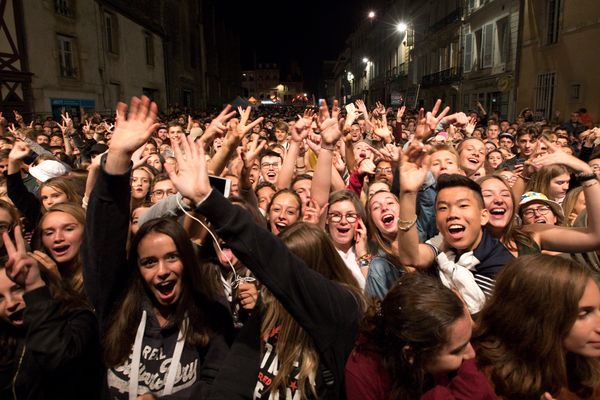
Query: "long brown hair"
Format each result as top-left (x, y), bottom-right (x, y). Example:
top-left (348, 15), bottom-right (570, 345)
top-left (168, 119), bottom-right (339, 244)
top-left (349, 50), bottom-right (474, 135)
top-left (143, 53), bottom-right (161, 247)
top-left (561, 186), bottom-right (584, 226)
top-left (365, 191), bottom-right (404, 267)
top-left (526, 164), bottom-right (570, 201)
top-left (260, 222), bottom-right (364, 399)
top-left (38, 202), bottom-right (86, 292)
top-left (0, 257), bottom-right (92, 371)
top-left (477, 175), bottom-right (537, 252)
top-left (359, 273), bottom-right (466, 400)
top-left (103, 218), bottom-right (228, 367)
top-left (39, 176), bottom-right (82, 211)
top-left (474, 254), bottom-right (600, 398)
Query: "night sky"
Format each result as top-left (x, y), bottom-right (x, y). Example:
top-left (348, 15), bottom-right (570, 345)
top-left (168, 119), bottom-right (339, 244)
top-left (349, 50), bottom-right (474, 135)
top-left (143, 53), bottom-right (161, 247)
top-left (226, 0), bottom-right (380, 95)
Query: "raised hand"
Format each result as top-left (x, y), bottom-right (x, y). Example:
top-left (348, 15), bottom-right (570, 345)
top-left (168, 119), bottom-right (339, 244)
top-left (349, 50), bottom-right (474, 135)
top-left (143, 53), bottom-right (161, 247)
top-left (528, 137), bottom-right (593, 174)
top-left (396, 105), bottom-right (406, 122)
top-left (464, 116), bottom-right (477, 136)
top-left (165, 135), bottom-right (211, 204)
top-left (108, 96), bottom-right (159, 156)
top-left (317, 99), bottom-right (344, 146)
top-left (8, 140), bottom-right (30, 162)
top-left (355, 99), bottom-right (369, 118)
top-left (291, 109), bottom-right (314, 142)
top-left (233, 107), bottom-right (263, 140)
top-left (3, 226), bottom-right (44, 292)
top-left (399, 143), bottom-right (431, 194)
top-left (13, 110), bottom-right (24, 126)
top-left (373, 119), bottom-right (392, 143)
top-left (426, 99), bottom-right (450, 131)
top-left (203, 105), bottom-right (237, 143)
top-left (302, 199), bottom-right (328, 224)
top-left (242, 137), bottom-right (266, 169)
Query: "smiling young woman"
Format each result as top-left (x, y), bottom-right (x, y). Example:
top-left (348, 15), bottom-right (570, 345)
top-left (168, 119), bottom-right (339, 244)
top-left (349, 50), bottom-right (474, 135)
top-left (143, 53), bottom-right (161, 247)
top-left (83, 97), bottom-right (234, 399)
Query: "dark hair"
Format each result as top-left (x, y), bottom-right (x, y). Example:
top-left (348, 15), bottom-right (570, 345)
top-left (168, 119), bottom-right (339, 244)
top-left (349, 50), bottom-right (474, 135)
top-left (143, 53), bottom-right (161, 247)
top-left (103, 218), bottom-right (228, 366)
top-left (436, 173), bottom-right (484, 208)
top-left (0, 256), bottom-right (92, 370)
top-left (291, 173), bottom-right (312, 187)
top-left (259, 149), bottom-right (283, 163)
top-left (255, 181), bottom-right (277, 196)
top-left (359, 273), bottom-right (466, 400)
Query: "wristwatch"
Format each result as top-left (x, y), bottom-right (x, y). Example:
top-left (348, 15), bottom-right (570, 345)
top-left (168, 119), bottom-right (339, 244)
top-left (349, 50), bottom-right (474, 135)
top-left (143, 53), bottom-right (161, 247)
top-left (358, 259), bottom-right (370, 268)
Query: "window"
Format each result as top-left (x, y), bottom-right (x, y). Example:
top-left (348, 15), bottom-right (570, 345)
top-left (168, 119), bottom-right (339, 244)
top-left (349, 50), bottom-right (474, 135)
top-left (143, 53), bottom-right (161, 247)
top-left (57, 35), bottom-right (78, 78)
top-left (54, 0), bottom-right (75, 17)
top-left (496, 17), bottom-right (510, 65)
top-left (105, 12), bottom-right (119, 54)
top-left (535, 72), bottom-right (556, 120)
top-left (463, 32), bottom-right (473, 72)
top-left (480, 23), bottom-right (495, 68)
top-left (570, 83), bottom-right (581, 102)
top-left (144, 33), bottom-right (154, 66)
top-left (546, 0), bottom-right (561, 44)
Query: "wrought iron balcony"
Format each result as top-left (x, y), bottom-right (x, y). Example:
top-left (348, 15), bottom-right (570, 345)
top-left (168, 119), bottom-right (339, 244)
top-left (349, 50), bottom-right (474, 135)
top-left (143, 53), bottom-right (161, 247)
top-left (421, 67), bottom-right (461, 87)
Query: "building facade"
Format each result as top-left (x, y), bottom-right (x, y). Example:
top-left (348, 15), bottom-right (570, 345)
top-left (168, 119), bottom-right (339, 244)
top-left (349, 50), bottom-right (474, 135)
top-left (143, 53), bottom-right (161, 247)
top-left (1, 0), bottom-right (242, 119)
top-left (7, 0), bottom-right (167, 120)
top-left (461, 0), bottom-right (520, 120)
top-left (516, 0), bottom-right (600, 121)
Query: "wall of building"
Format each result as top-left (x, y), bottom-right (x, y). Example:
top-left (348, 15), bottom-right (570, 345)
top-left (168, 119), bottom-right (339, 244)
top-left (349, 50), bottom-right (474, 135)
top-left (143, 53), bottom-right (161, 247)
top-left (516, 0), bottom-right (600, 121)
top-left (22, 0), bottom-right (166, 118)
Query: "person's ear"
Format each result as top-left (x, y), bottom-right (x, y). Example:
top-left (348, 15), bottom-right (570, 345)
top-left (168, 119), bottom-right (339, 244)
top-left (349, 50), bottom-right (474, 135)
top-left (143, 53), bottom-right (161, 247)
top-left (480, 206), bottom-right (490, 226)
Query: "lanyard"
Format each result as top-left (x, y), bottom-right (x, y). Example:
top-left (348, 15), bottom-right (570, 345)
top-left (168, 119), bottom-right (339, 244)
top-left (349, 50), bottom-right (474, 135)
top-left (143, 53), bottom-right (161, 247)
top-left (129, 310), bottom-right (187, 399)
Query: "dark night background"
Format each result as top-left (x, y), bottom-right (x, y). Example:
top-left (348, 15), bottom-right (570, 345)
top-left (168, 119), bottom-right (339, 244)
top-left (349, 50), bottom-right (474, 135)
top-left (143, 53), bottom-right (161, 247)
top-left (225, 0), bottom-right (378, 95)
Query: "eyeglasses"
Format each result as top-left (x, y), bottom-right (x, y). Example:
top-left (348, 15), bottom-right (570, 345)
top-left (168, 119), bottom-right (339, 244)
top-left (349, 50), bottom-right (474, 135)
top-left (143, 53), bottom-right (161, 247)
top-left (152, 189), bottom-right (177, 197)
top-left (522, 205), bottom-right (552, 218)
top-left (328, 213), bottom-right (359, 224)
top-left (375, 168), bottom-right (393, 173)
top-left (0, 223), bottom-right (13, 233)
top-left (261, 162), bottom-right (281, 169)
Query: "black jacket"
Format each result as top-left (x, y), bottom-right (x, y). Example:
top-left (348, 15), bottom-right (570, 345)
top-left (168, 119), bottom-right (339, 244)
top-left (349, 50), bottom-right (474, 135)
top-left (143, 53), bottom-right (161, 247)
top-left (0, 286), bottom-right (102, 400)
top-left (195, 190), bottom-right (362, 399)
top-left (82, 164), bottom-right (233, 399)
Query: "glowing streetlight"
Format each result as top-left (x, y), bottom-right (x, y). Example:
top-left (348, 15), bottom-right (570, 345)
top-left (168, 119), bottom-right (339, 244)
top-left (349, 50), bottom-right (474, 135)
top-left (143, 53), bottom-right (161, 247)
top-left (396, 22), bottom-right (408, 33)
top-left (362, 57), bottom-right (369, 63)
top-left (368, 11), bottom-right (375, 19)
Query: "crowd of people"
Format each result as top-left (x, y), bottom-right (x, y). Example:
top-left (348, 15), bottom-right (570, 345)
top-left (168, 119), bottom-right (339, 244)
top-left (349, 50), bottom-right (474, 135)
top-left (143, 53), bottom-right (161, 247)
top-left (0, 95), bottom-right (598, 400)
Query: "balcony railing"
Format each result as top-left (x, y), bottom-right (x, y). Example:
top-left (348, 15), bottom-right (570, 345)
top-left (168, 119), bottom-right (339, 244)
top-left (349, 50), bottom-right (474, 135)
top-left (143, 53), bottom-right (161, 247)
top-left (421, 67), bottom-right (461, 87)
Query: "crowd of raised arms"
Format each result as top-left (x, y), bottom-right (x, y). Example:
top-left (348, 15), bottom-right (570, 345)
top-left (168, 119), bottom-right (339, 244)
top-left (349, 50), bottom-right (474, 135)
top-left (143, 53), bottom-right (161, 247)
top-left (0, 96), bottom-right (599, 400)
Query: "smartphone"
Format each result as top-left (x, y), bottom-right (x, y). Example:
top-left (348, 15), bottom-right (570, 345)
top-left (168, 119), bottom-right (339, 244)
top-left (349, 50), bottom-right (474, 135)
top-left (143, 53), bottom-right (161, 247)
top-left (209, 175), bottom-right (231, 198)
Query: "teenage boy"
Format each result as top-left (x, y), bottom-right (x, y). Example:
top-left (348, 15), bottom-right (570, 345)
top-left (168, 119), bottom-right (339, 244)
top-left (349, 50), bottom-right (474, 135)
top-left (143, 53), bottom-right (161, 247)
top-left (498, 128), bottom-right (538, 170)
top-left (397, 170), bottom-right (513, 314)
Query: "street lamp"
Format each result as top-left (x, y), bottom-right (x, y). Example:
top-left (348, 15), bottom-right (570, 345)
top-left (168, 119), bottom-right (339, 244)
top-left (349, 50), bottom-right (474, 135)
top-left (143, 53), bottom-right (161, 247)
top-left (396, 22), bottom-right (408, 33)
top-left (368, 11), bottom-right (375, 19)
top-left (362, 57), bottom-right (369, 64)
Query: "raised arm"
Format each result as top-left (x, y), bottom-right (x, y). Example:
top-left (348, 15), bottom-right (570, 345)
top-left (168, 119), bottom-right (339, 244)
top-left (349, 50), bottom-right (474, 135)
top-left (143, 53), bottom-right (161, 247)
top-left (83, 96), bottom-right (159, 330)
top-left (276, 110), bottom-right (312, 189)
top-left (524, 139), bottom-right (600, 252)
top-left (396, 143), bottom-right (436, 269)
top-left (6, 141), bottom-right (42, 229)
top-left (207, 106), bottom-right (263, 176)
top-left (311, 100), bottom-right (344, 210)
top-left (166, 131), bottom-right (359, 347)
